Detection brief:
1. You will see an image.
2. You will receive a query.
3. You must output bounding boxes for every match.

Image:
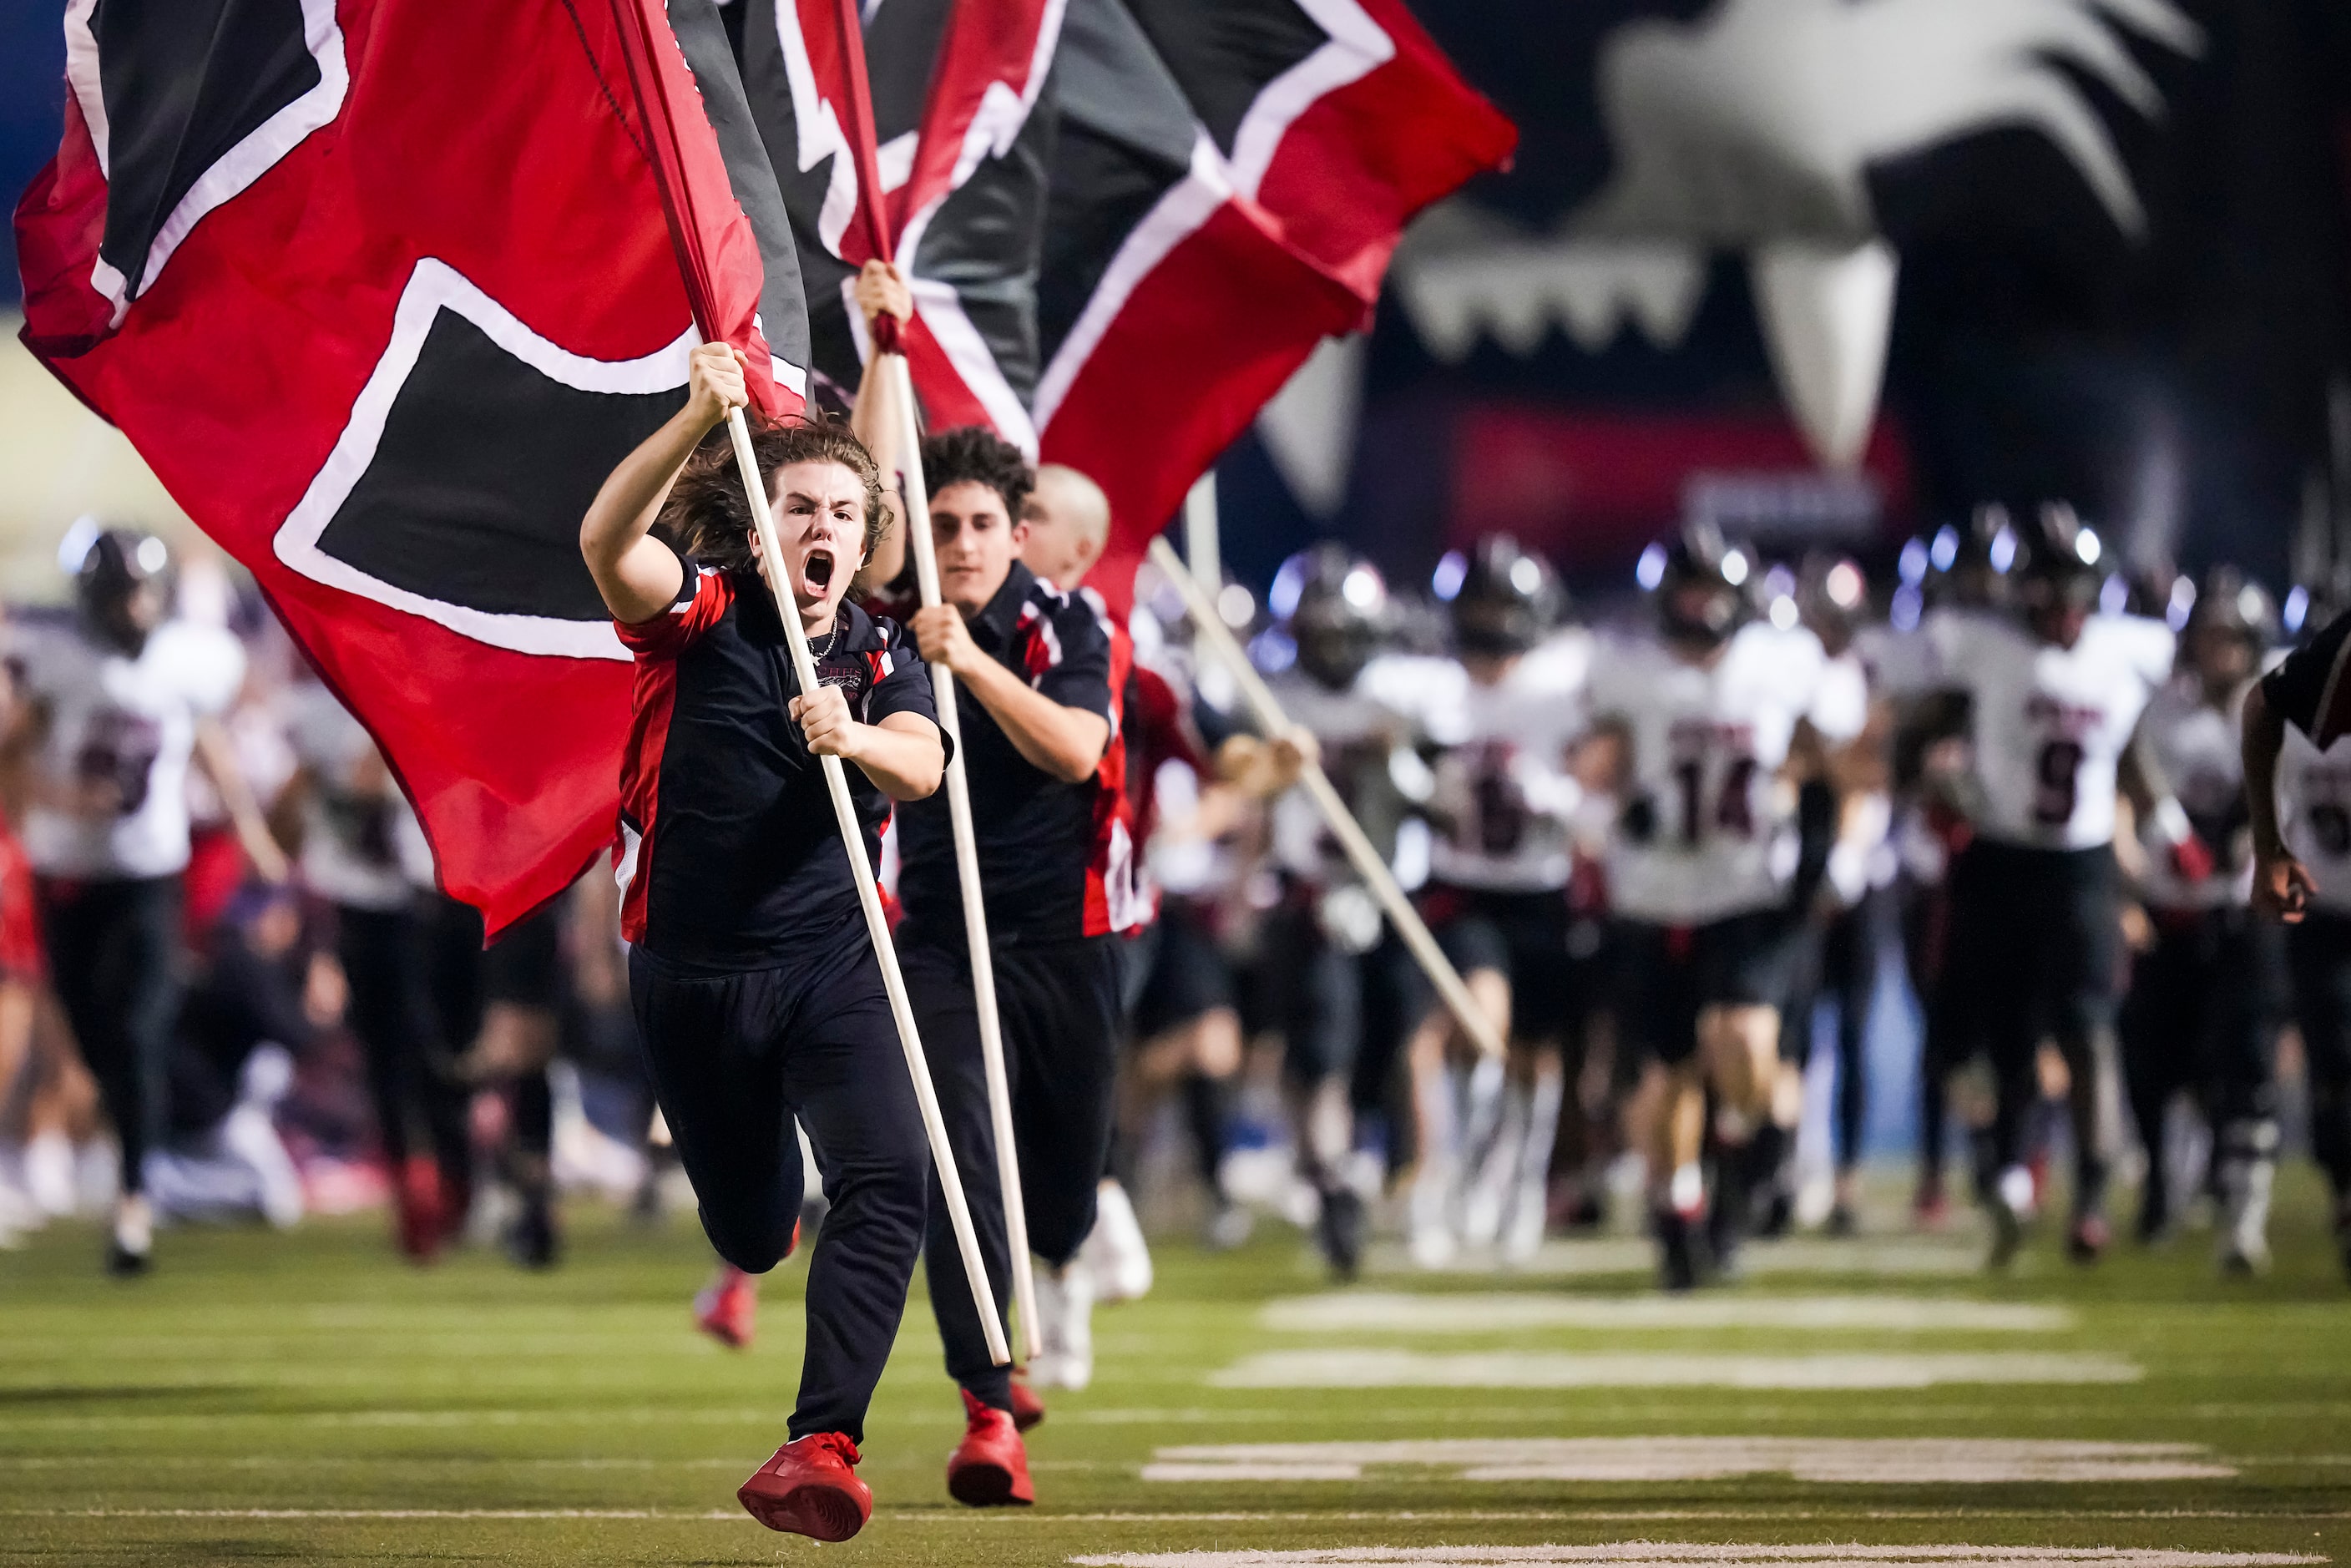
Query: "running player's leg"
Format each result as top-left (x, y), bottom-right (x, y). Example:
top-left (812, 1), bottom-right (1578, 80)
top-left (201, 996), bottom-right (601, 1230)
top-left (1964, 848), bottom-right (2044, 1265)
top-left (1906, 875), bottom-right (1965, 1220)
top-left (340, 904), bottom-right (439, 1257)
top-left (1823, 891), bottom-right (1879, 1227)
top-left (1705, 909), bottom-right (1807, 1257)
top-left (62, 878), bottom-right (181, 1272)
top-left (1408, 906), bottom-right (1507, 1265)
top-left (1623, 921), bottom-right (1705, 1287)
top-left (905, 938), bottom-right (1016, 1418)
top-left (1005, 938), bottom-right (1125, 1390)
top-left (1282, 916), bottom-right (1364, 1276)
top-left (629, 950), bottom-right (805, 1277)
top-left (1123, 900), bottom-right (1243, 1243)
top-left (1499, 901), bottom-right (1571, 1260)
top-left (782, 959), bottom-right (929, 1444)
top-left (2204, 910), bottom-right (2284, 1274)
top-left (2049, 847), bottom-right (2126, 1259)
top-left (2287, 911), bottom-right (2351, 1277)
top-left (2120, 917), bottom-right (2200, 1243)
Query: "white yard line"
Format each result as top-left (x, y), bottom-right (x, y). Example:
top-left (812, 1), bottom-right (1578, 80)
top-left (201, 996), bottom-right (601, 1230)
top-left (1260, 1295), bottom-right (2070, 1334)
top-left (1069, 1548), bottom-right (2323, 1568)
top-left (1140, 1438), bottom-right (2227, 1485)
top-left (1211, 1352), bottom-right (2140, 1390)
top-left (1365, 1241), bottom-right (1985, 1278)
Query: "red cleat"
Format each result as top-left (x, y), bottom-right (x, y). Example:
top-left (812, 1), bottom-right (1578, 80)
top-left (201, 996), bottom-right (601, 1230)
top-left (394, 1156), bottom-right (443, 1262)
top-left (695, 1267), bottom-right (759, 1349)
top-left (737, 1432), bottom-right (871, 1540)
top-left (945, 1388), bottom-right (1034, 1507)
top-left (1009, 1368), bottom-right (1045, 1433)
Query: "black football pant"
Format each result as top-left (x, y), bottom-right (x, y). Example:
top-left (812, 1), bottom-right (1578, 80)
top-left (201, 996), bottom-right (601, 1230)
top-left (1788, 888), bottom-right (1886, 1174)
top-left (39, 874), bottom-right (183, 1198)
top-left (1261, 902), bottom-right (1421, 1176)
top-left (340, 904), bottom-right (470, 1202)
top-left (2121, 905), bottom-right (2282, 1230)
top-left (905, 925), bottom-right (1124, 1415)
top-left (1904, 871), bottom-right (1981, 1198)
top-left (630, 941), bottom-right (929, 1444)
top-left (1946, 841), bottom-right (2124, 1217)
top-left (2285, 911), bottom-right (2351, 1207)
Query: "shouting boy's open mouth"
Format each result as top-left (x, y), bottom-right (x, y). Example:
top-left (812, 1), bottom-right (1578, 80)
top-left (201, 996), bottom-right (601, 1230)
top-left (801, 547), bottom-right (837, 594)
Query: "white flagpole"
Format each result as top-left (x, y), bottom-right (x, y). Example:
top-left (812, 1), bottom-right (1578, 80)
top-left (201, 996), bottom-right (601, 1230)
top-left (1145, 534), bottom-right (1505, 1062)
top-left (721, 400), bottom-right (1009, 1366)
top-left (878, 352), bottom-right (1044, 1363)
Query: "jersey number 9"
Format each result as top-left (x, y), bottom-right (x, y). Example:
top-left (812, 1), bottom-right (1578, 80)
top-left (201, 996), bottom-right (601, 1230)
top-left (2033, 739), bottom-right (2084, 827)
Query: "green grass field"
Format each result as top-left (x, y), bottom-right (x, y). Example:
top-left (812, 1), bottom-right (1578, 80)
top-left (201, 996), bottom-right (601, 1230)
top-left (5, 1176), bottom-right (2350, 1567)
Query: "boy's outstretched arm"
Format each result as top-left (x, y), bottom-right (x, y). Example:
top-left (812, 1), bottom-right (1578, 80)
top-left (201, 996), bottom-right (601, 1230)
top-left (581, 343), bottom-right (748, 624)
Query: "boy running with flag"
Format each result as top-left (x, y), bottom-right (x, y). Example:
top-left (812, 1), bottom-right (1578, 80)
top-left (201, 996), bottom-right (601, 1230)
top-left (580, 341), bottom-right (946, 1542)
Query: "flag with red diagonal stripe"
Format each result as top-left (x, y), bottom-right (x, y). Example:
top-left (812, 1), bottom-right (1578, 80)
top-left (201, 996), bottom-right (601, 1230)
top-left (14, 0), bottom-right (810, 933)
top-left (1032, 0), bottom-right (1516, 610)
top-left (731, 0), bottom-right (1512, 612)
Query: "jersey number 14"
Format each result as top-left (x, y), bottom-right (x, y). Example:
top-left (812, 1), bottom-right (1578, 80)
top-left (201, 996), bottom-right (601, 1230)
top-left (1670, 756), bottom-right (1757, 844)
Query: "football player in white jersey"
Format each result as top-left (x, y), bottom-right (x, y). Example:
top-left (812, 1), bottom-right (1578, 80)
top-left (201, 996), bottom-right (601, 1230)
top-left (1402, 536), bottom-right (1592, 1267)
top-left (2119, 569), bottom-right (2284, 1269)
top-left (278, 670), bottom-right (456, 1261)
top-left (1235, 544), bottom-right (1447, 1277)
top-left (2242, 595), bottom-right (2351, 1280)
top-left (1590, 525), bottom-right (1868, 1288)
top-left (8, 530), bottom-right (287, 1273)
top-left (1783, 554), bottom-right (1897, 1236)
top-left (1868, 508), bottom-right (2010, 1227)
top-left (1926, 504), bottom-right (2174, 1267)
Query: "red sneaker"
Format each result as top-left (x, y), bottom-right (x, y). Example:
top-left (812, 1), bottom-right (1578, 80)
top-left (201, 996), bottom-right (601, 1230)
top-left (394, 1156), bottom-right (443, 1262)
top-left (695, 1267), bottom-right (758, 1349)
top-left (945, 1388), bottom-right (1034, 1507)
top-left (1009, 1368), bottom-right (1045, 1433)
top-left (736, 1433), bottom-right (871, 1540)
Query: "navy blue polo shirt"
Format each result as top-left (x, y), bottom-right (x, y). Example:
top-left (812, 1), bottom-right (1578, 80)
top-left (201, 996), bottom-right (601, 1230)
top-left (615, 549), bottom-right (941, 970)
top-left (897, 560), bottom-right (1141, 943)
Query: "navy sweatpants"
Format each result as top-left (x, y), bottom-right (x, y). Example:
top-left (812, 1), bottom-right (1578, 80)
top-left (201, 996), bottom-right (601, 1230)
top-left (903, 923), bottom-right (1125, 1414)
top-left (629, 940), bottom-right (929, 1443)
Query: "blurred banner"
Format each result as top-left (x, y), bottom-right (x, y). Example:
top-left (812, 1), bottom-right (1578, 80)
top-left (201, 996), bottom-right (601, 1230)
top-left (1227, 0), bottom-right (2351, 596)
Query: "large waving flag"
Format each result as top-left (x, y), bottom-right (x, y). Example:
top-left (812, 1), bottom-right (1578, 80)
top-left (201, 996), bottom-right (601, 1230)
top-left (1033, 0), bottom-right (1515, 605)
top-left (731, 0), bottom-right (1060, 445)
top-left (15, 0), bottom-right (809, 932)
top-left (731, 0), bottom-right (1512, 608)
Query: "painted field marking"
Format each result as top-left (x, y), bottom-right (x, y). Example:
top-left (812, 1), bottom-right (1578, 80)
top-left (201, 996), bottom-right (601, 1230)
top-left (1140, 1438), bottom-right (2227, 1485)
top-left (1210, 1351), bottom-right (2140, 1390)
top-left (1261, 1296), bottom-right (2070, 1334)
top-left (1366, 1241), bottom-right (1984, 1278)
top-left (1069, 1548), bottom-right (2322, 1568)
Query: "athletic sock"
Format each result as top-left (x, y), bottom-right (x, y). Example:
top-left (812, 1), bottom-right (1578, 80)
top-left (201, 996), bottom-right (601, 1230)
top-left (1181, 1075), bottom-right (1232, 1196)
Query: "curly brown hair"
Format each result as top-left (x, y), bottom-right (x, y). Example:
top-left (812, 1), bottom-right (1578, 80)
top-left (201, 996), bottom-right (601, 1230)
top-left (655, 411), bottom-right (889, 578)
top-left (920, 425), bottom-right (1034, 521)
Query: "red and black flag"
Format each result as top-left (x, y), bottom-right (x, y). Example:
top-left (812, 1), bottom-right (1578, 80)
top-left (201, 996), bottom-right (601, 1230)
top-left (727, 0), bottom-right (1511, 609)
top-left (728, 0), bottom-right (1061, 445)
top-left (1030, 0), bottom-right (1516, 606)
top-left (14, 0), bottom-right (810, 932)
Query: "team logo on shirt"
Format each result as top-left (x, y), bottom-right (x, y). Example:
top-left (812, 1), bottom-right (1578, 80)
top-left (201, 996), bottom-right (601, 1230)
top-left (272, 260), bottom-right (693, 661)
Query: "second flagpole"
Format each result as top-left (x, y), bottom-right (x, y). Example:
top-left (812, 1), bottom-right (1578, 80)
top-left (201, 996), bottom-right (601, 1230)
top-left (722, 400), bottom-right (1009, 1368)
top-left (879, 351), bottom-right (1045, 1364)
